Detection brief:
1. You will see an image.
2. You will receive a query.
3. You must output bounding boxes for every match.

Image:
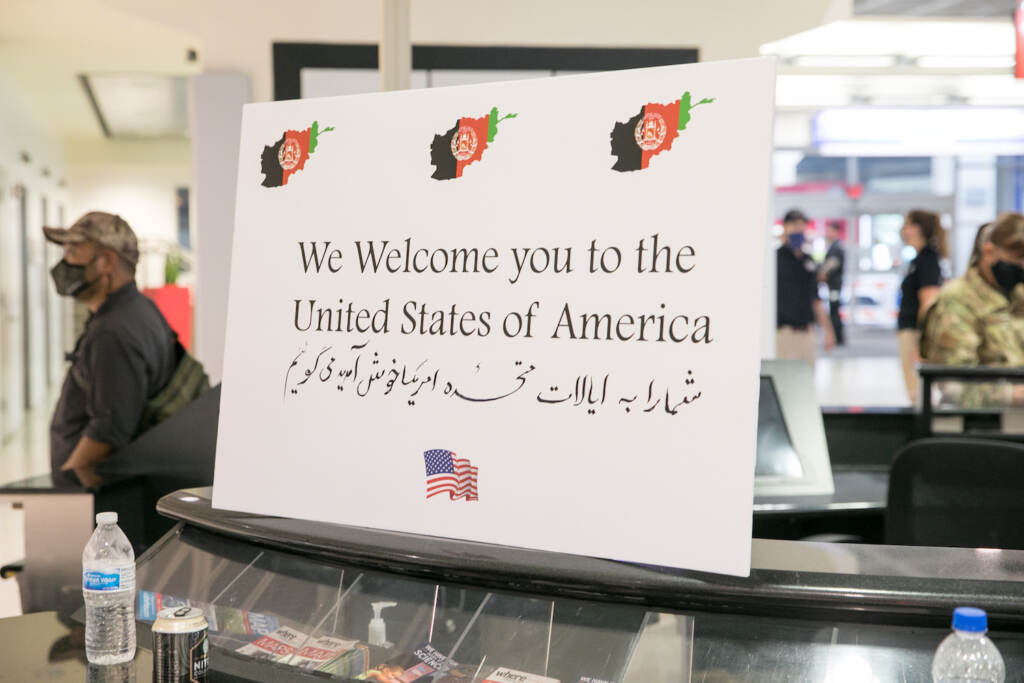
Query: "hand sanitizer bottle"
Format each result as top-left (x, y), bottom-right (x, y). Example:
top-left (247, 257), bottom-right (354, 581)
top-left (368, 601), bottom-right (397, 647)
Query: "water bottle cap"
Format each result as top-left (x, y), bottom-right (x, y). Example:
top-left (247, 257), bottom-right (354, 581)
top-left (95, 511), bottom-right (118, 525)
top-left (952, 606), bottom-right (988, 632)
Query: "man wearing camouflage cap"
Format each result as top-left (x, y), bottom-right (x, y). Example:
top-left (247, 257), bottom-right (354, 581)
top-left (44, 211), bottom-right (177, 480)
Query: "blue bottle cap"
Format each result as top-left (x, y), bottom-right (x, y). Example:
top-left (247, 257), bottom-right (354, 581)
top-left (952, 607), bottom-right (988, 633)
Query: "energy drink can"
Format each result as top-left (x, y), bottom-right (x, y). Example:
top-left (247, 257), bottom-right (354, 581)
top-left (152, 606), bottom-right (209, 682)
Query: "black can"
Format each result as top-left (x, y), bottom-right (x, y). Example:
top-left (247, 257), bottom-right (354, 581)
top-left (152, 606), bottom-right (209, 683)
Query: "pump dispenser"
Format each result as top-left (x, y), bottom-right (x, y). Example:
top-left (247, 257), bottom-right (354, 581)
top-left (368, 601), bottom-right (397, 646)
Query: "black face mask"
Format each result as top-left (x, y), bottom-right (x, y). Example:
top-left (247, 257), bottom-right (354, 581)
top-left (991, 260), bottom-right (1024, 296)
top-left (50, 257), bottom-right (99, 298)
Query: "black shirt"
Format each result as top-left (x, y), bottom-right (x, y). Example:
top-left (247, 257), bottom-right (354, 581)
top-left (898, 245), bottom-right (942, 330)
top-left (824, 241), bottom-right (844, 291)
top-left (777, 245), bottom-right (819, 328)
top-left (50, 282), bottom-right (177, 471)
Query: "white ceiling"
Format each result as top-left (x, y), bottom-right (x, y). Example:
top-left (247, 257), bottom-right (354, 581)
top-left (0, 0), bottom-right (199, 142)
top-left (763, 18), bottom-right (1015, 58)
top-left (4, 1), bottom-right (1022, 149)
top-left (763, 18), bottom-right (1024, 107)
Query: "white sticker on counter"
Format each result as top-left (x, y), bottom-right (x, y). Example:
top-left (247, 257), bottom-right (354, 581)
top-left (213, 57), bottom-right (775, 576)
top-left (483, 667), bottom-right (561, 683)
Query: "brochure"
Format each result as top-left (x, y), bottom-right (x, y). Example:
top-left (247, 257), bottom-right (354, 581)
top-left (482, 668), bottom-right (561, 683)
top-left (317, 642), bottom-right (371, 677)
top-left (234, 625), bottom-right (309, 661)
top-left (136, 590), bottom-right (220, 631)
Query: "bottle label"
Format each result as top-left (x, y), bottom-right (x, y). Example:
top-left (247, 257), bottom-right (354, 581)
top-left (83, 569), bottom-right (121, 591)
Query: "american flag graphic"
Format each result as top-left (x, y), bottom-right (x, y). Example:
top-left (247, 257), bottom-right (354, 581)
top-left (424, 449), bottom-right (478, 501)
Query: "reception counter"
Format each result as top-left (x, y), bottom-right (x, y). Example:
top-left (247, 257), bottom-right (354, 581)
top-left (126, 488), bottom-right (1024, 680)
top-left (6, 484), bottom-right (1024, 680)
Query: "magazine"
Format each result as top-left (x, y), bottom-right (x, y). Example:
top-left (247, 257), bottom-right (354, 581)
top-left (234, 625), bottom-right (309, 662)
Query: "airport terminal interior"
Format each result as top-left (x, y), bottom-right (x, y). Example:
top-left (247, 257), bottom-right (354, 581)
top-left (5, 0), bottom-right (1024, 680)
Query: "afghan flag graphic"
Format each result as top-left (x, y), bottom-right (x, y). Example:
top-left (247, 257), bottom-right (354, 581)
top-left (609, 92), bottom-right (714, 172)
top-left (430, 107), bottom-right (517, 180)
top-left (260, 120), bottom-right (335, 187)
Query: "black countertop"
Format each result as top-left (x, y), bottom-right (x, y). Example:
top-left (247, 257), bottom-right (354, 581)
top-left (0, 472), bottom-right (94, 493)
top-left (0, 610), bottom-right (153, 682)
top-left (158, 487), bottom-right (1024, 629)
top-left (0, 471), bottom-right (142, 494)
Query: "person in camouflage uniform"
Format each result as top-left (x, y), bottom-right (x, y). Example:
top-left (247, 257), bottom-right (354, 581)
top-left (920, 213), bottom-right (1024, 407)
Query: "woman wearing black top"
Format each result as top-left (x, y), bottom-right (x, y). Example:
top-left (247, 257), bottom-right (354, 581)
top-left (898, 209), bottom-right (946, 403)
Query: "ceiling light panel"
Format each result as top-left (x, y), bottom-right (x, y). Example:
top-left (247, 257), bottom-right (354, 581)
top-left (792, 55), bottom-right (899, 68)
top-left (85, 74), bottom-right (189, 139)
top-left (762, 19), bottom-right (1015, 59)
top-left (916, 55), bottom-right (1016, 68)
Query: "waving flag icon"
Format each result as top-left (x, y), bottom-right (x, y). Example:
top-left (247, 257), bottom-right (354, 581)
top-left (424, 450), bottom-right (479, 501)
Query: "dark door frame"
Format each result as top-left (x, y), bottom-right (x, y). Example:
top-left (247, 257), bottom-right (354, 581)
top-left (41, 196), bottom-right (52, 389)
top-left (18, 185), bottom-right (30, 410)
top-left (273, 43), bottom-right (699, 101)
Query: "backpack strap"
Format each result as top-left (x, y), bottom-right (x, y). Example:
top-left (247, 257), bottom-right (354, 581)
top-left (136, 342), bottom-right (210, 437)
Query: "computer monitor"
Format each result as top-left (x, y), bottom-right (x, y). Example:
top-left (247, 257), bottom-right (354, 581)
top-left (755, 360), bottom-right (834, 497)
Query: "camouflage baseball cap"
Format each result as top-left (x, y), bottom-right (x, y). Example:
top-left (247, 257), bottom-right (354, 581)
top-left (43, 211), bottom-right (139, 266)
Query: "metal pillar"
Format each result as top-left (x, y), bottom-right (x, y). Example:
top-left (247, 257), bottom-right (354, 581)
top-left (380, 0), bottom-right (411, 92)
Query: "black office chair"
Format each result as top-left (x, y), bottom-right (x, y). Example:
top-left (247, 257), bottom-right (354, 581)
top-left (886, 437), bottom-right (1024, 549)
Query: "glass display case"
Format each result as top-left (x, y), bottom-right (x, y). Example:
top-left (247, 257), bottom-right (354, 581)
top-left (135, 487), bottom-right (1024, 682)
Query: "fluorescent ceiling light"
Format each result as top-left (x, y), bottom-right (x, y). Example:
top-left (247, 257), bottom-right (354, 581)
top-left (775, 72), bottom-right (1024, 108)
top-left (813, 107), bottom-right (1024, 156)
top-left (82, 74), bottom-right (189, 139)
top-left (916, 55), bottom-right (1015, 68)
top-left (792, 55), bottom-right (898, 68)
top-left (762, 19), bottom-right (1015, 59)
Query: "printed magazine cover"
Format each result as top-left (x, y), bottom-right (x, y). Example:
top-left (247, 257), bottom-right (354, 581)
top-left (235, 625), bottom-right (309, 662)
top-left (358, 642), bottom-right (464, 682)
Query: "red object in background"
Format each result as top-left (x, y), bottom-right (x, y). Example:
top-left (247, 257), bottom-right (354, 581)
top-left (143, 285), bottom-right (193, 351)
top-left (776, 181), bottom-right (846, 194)
top-left (825, 217), bottom-right (848, 239)
top-left (776, 181), bottom-right (863, 199)
top-left (1016, 2), bottom-right (1024, 79)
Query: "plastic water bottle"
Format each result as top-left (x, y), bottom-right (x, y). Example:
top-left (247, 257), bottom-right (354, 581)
top-left (87, 661), bottom-right (136, 682)
top-left (932, 607), bottom-right (1005, 682)
top-left (83, 511), bottom-right (136, 664)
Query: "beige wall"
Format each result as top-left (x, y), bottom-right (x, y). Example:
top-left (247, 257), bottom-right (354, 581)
top-left (0, 72), bottom-right (69, 430)
top-left (67, 139), bottom-right (192, 290)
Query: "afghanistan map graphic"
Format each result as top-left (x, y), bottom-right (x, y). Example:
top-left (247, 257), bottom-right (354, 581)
top-left (260, 120), bottom-right (334, 187)
top-left (610, 92), bottom-right (714, 172)
top-left (430, 107), bottom-right (517, 180)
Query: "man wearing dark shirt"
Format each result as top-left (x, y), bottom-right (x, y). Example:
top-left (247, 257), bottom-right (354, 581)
top-left (820, 221), bottom-right (846, 346)
top-left (776, 209), bottom-right (835, 364)
top-left (44, 212), bottom-right (176, 482)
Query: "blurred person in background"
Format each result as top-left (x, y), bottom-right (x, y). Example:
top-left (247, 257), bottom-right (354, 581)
top-left (819, 221), bottom-right (845, 346)
top-left (898, 209), bottom-right (946, 403)
top-left (968, 221), bottom-right (992, 269)
top-left (921, 213), bottom-right (1024, 369)
top-left (777, 209), bottom-right (836, 365)
top-left (44, 212), bottom-right (177, 484)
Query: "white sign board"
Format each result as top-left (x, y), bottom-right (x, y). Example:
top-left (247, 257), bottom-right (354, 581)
top-left (214, 57), bottom-right (775, 576)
